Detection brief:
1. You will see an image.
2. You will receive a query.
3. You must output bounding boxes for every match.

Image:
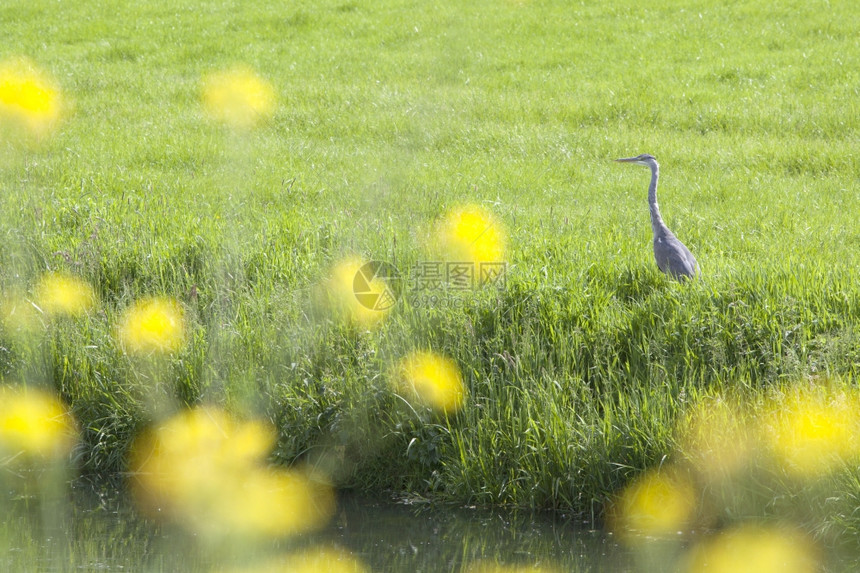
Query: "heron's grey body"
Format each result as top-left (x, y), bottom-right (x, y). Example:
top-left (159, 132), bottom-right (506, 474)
top-left (616, 154), bottom-right (698, 280)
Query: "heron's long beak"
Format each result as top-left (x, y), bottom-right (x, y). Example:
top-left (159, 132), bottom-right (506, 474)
top-left (614, 157), bottom-right (638, 163)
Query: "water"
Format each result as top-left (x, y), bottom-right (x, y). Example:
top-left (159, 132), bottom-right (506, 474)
top-left (6, 483), bottom-right (859, 572)
top-left (326, 496), bottom-right (626, 571)
top-left (0, 483), bottom-right (627, 572)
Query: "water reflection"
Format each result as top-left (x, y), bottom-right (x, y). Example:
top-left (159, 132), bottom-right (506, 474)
top-left (0, 485), bottom-right (626, 572)
top-left (327, 495), bottom-right (624, 572)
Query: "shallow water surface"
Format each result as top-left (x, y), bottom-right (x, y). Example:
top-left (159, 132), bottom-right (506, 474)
top-left (0, 484), bottom-right (627, 572)
top-left (327, 496), bottom-right (626, 571)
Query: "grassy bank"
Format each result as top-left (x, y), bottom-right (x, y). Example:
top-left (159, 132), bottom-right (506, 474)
top-left (2, 0), bottom-right (860, 547)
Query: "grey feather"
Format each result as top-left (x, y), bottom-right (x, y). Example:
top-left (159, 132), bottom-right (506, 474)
top-left (616, 154), bottom-right (699, 280)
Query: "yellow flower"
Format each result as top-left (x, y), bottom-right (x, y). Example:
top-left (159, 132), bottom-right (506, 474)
top-left (217, 547), bottom-right (368, 573)
top-left (322, 256), bottom-right (393, 328)
top-left (1, 291), bottom-right (41, 334)
top-left (35, 272), bottom-right (96, 317)
top-left (395, 350), bottom-right (465, 414)
top-left (433, 205), bottom-right (507, 268)
top-left (118, 297), bottom-right (185, 355)
top-left (0, 57), bottom-right (63, 140)
top-left (609, 467), bottom-right (697, 541)
top-left (679, 397), bottom-right (754, 483)
top-left (284, 547), bottom-right (369, 573)
top-left (129, 407), bottom-right (335, 538)
top-left (465, 563), bottom-right (562, 573)
top-left (0, 387), bottom-right (77, 461)
top-left (221, 467), bottom-right (335, 537)
top-left (685, 524), bottom-right (818, 573)
top-left (202, 66), bottom-right (276, 129)
top-left (762, 387), bottom-right (859, 477)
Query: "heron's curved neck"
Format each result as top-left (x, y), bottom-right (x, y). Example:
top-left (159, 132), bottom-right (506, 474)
top-left (647, 163), bottom-right (668, 237)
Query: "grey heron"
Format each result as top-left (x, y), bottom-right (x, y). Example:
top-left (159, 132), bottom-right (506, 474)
top-left (615, 154), bottom-right (698, 280)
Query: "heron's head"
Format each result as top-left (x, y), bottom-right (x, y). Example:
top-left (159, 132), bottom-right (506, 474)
top-left (615, 154), bottom-right (657, 167)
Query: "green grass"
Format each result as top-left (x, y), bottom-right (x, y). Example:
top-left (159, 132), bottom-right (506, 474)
top-left (2, 0), bottom-right (860, 548)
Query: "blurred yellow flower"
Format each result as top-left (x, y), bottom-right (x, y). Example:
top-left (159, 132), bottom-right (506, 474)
top-left (609, 467), bottom-right (697, 540)
top-left (322, 256), bottom-right (393, 328)
top-left (679, 397), bottom-right (754, 483)
top-left (223, 467), bottom-right (335, 537)
top-left (685, 524), bottom-right (818, 573)
top-left (762, 387), bottom-right (859, 477)
top-left (285, 547), bottom-right (369, 573)
top-left (218, 547), bottom-right (368, 573)
top-left (129, 407), bottom-right (335, 538)
top-left (130, 408), bottom-right (274, 509)
top-left (202, 66), bottom-right (276, 129)
top-left (0, 387), bottom-right (77, 461)
top-left (395, 350), bottom-right (465, 414)
top-left (465, 562), bottom-right (562, 573)
top-left (118, 297), bottom-right (185, 355)
top-left (1, 291), bottom-right (41, 334)
top-left (433, 204), bottom-right (506, 268)
top-left (35, 272), bottom-right (96, 317)
top-left (0, 57), bottom-right (63, 140)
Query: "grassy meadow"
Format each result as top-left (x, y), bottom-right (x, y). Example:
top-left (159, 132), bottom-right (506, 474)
top-left (2, 0), bottom-right (860, 560)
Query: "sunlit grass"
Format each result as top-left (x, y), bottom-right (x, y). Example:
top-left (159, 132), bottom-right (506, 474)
top-left (679, 397), bottom-right (755, 485)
